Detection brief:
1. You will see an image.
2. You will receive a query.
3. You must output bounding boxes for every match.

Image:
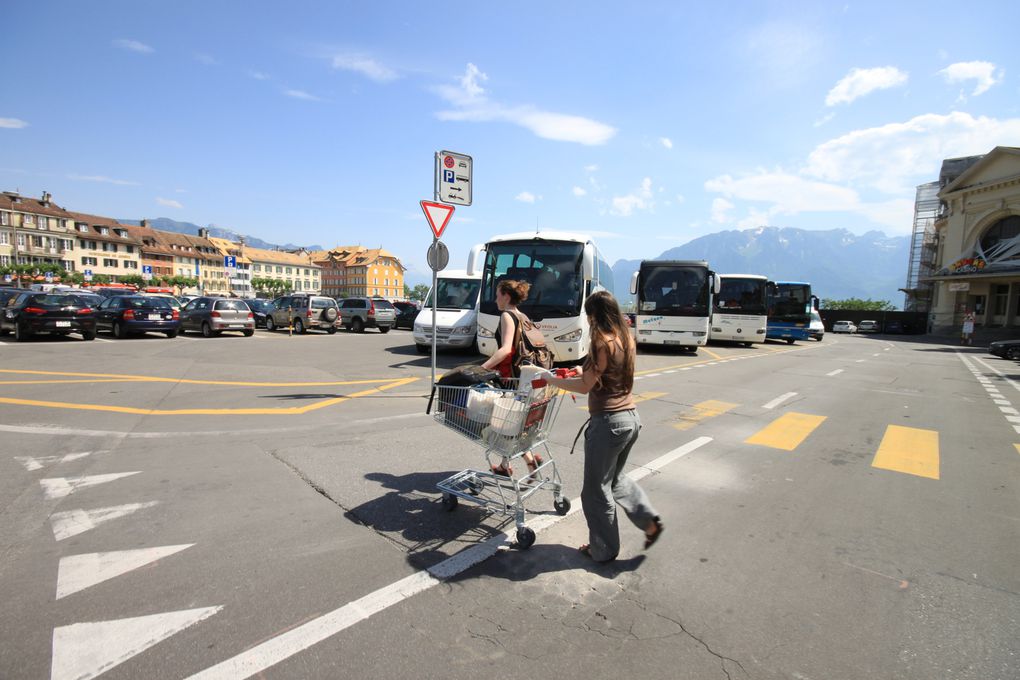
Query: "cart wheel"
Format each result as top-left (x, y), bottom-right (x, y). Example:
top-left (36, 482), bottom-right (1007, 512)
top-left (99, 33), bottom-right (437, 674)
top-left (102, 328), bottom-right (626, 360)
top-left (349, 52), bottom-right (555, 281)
top-left (516, 527), bottom-right (536, 549)
top-left (441, 493), bottom-right (458, 511)
top-left (554, 496), bottom-right (571, 515)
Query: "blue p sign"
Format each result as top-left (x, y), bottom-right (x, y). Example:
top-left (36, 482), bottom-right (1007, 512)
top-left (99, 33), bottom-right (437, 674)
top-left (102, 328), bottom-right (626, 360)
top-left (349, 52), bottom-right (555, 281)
top-left (443, 169), bottom-right (455, 183)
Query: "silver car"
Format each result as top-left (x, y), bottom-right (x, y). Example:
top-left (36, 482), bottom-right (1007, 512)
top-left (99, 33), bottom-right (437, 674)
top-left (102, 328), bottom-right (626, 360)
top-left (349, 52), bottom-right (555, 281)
top-left (339, 297), bottom-right (395, 333)
top-left (266, 294), bottom-right (340, 334)
top-left (180, 297), bottom-right (255, 337)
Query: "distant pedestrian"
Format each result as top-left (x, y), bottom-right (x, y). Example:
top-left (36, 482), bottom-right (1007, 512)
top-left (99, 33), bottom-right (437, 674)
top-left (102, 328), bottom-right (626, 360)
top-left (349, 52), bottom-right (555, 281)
top-left (962, 310), bottom-right (975, 346)
top-left (543, 290), bottom-right (662, 562)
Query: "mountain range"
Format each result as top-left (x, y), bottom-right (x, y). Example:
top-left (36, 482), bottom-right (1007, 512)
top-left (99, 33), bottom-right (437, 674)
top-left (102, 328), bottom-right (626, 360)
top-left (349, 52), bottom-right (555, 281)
top-left (118, 217), bottom-right (323, 253)
top-left (611, 227), bottom-right (910, 308)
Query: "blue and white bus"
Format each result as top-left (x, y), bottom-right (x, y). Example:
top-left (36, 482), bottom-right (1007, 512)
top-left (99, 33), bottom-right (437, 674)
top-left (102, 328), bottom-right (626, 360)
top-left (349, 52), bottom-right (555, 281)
top-left (630, 260), bottom-right (720, 353)
top-left (710, 274), bottom-right (769, 346)
top-left (766, 280), bottom-right (819, 344)
top-left (466, 231), bottom-right (613, 363)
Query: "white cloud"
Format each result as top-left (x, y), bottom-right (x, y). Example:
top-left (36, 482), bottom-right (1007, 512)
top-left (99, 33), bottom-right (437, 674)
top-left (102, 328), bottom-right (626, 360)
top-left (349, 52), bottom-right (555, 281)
top-left (113, 39), bottom-right (154, 54)
top-left (156, 197), bottom-right (183, 209)
top-left (814, 112), bottom-right (836, 128)
top-left (248, 70), bottom-right (270, 81)
top-left (515, 191), bottom-right (538, 203)
top-left (331, 54), bottom-right (398, 82)
top-left (711, 198), bottom-right (735, 223)
top-left (436, 63), bottom-right (616, 146)
top-left (938, 61), bottom-right (1003, 96)
top-left (675, 194), bottom-right (685, 204)
top-left (584, 165), bottom-right (599, 173)
top-left (572, 186), bottom-right (587, 197)
top-left (0, 118), bottom-right (28, 129)
top-left (804, 111), bottom-right (1020, 195)
top-left (285, 89), bottom-right (320, 101)
top-left (194, 52), bottom-right (218, 65)
top-left (825, 66), bottom-right (908, 106)
top-left (736, 207), bottom-right (774, 230)
top-left (67, 174), bottom-right (139, 186)
top-left (610, 178), bottom-right (654, 217)
top-left (659, 137), bottom-right (673, 149)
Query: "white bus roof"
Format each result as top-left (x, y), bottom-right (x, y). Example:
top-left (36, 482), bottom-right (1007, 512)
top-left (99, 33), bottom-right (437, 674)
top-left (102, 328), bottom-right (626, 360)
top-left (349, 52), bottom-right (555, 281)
top-left (434, 269), bottom-right (480, 280)
top-left (482, 230), bottom-right (596, 245)
top-left (719, 273), bottom-right (769, 280)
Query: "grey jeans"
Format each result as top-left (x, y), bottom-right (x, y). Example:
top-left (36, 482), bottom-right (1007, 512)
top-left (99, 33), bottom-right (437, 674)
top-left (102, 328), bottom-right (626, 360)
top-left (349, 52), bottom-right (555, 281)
top-left (581, 409), bottom-right (658, 562)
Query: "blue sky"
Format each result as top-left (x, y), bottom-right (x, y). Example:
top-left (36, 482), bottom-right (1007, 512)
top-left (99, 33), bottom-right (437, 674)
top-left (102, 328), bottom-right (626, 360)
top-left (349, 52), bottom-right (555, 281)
top-left (2, 1), bottom-right (1019, 284)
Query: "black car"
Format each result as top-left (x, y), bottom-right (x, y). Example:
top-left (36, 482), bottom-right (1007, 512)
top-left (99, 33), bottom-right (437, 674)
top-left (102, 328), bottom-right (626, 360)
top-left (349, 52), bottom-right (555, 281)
top-left (989, 339), bottom-right (1020, 360)
top-left (94, 295), bottom-right (180, 338)
top-left (244, 298), bottom-right (273, 328)
top-left (0, 292), bottom-right (97, 341)
top-left (393, 301), bottom-right (419, 330)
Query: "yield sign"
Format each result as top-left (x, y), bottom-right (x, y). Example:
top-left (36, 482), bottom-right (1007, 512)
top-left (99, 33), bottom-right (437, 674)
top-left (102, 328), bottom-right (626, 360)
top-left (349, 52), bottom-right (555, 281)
top-left (420, 200), bottom-right (454, 238)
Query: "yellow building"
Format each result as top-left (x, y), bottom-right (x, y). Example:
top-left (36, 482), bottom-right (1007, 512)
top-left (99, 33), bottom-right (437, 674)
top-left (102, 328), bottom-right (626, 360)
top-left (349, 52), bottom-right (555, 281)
top-left (245, 245), bottom-right (321, 294)
top-left (310, 246), bottom-right (405, 298)
top-left (0, 191), bottom-right (76, 273)
top-left (208, 236), bottom-right (253, 297)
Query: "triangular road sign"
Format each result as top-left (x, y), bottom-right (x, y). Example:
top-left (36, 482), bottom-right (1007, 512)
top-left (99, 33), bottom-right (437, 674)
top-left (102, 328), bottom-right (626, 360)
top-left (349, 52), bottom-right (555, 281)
top-left (420, 200), bottom-right (455, 238)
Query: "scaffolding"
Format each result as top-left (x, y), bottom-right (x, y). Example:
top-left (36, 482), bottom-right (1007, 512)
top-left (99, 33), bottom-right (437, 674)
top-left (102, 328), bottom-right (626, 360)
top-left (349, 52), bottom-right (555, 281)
top-left (902, 181), bottom-right (940, 313)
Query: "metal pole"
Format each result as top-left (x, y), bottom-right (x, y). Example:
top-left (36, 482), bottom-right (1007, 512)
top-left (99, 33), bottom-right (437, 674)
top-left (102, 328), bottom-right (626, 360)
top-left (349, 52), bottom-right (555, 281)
top-left (431, 235), bottom-right (438, 390)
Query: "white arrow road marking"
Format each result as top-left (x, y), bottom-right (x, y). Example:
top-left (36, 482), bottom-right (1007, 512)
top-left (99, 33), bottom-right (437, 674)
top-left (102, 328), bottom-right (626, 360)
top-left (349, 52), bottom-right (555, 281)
top-left (56, 544), bottom-right (193, 599)
top-left (39, 472), bottom-right (141, 500)
top-left (826, 369), bottom-right (844, 376)
top-left (15, 452), bottom-right (100, 472)
top-left (50, 502), bottom-right (160, 541)
top-left (51, 606), bottom-right (222, 680)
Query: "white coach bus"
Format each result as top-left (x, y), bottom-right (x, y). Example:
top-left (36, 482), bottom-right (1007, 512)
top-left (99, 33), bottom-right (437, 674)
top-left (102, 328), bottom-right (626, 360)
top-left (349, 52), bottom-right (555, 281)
top-left (466, 231), bottom-right (613, 364)
top-left (630, 259), bottom-right (720, 353)
top-left (709, 273), bottom-right (769, 346)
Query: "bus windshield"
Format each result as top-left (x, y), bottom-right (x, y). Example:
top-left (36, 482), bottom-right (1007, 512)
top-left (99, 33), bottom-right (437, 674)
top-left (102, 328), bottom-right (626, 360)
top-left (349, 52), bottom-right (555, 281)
top-left (480, 241), bottom-right (585, 318)
top-left (715, 278), bottom-right (767, 315)
top-left (637, 264), bottom-right (709, 317)
top-left (770, 283), bottom-right (812, 320)
top-left (425, 278), bottom-right (481, 311)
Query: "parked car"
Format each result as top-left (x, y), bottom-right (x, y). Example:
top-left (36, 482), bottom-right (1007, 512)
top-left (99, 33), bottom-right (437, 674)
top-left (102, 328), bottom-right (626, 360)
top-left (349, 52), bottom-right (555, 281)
top-left (142, 293), bottom-right (182, 311)
top-left (180, 297), bottom-right (255, 337)
top-left (266, 294), bottom-right (339, 334)
top-left (0, 292), bottom-right (97, 341)
top-left (94, 295), bottom-right (180, 338)
top-left (858, 320), bottom-right (879, 333)
top-left (989, 339), bottom-right (1020, 360)
top-left (339, 297), bottom-right (395, 333)
top-left (243, 298), bottom-right (273, 328)
top-left (808, 310), bottom-right (824, 341)
top-left (884, 320), bottom-right (903, 334)
top-left (393, 301), bottom-right (419, 330)
top-left (832, 320), bottom-right (857, 334)
top-left (0, 287), bottom-right (24, 308)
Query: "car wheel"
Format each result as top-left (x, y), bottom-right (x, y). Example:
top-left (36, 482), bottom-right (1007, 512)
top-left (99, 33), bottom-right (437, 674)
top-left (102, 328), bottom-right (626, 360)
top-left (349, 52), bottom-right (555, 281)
top-left (165, 329), bottom-right (178, 338)
top-left (294, 318), bottom-right (306, 334)
top-left (266, 316), bottom-right (276, 331)
top-left (202, 322), bottom-right (213, 338)
top-left (243, 329), bottom-right (254, 337)
top-left (1007, 347), bottom-right (1020, 360)
top-left (82, 330), bottom-right (96, 341)
top-left (351, 318), bottom-right (364, 333)
top-left (378, 326), bottom-right (390, 334)
top-left (114, 321), bottom-right (127, 339)
top-left (0, 327), bottom-right (8, 337)
top-left (786, 339), bottom-right (795, 344)
top-left (14, 322), bottom-right (31, 342)
top-left (326, 326), bottom-right (337, 335)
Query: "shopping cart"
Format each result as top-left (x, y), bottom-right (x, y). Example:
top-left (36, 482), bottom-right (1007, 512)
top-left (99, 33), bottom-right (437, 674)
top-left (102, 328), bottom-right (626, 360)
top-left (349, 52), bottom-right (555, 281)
top-left (431, 377), bottom-right (570, 549)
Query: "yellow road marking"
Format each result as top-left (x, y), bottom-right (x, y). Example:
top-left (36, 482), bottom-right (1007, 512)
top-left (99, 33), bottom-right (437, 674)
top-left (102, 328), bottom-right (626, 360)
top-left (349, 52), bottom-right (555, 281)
top-left (0, 368), bottom-right (400, 388)
top-left (673, 399), bottom-right (738, 431)
top-left (1014, 444), bottom-right (1020, 456)
top-left (699, 346), bottom-right (725, 361)
top-left (872, 425), bottom-right (939, 480)
top-left (745, 412), bottom-right (827, 450)
top-left (578, 391), bottom-right (667, 411)
top-left (0, 377), bottom-right (419, 416)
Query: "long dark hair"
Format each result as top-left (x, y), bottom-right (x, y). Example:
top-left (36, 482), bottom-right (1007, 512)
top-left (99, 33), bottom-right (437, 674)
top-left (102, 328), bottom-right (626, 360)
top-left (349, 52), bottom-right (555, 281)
top-left (584, 290), bottom-right (634, 390)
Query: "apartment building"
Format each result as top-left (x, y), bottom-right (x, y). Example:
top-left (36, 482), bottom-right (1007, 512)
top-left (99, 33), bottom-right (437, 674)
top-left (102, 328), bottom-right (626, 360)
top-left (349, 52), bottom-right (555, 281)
top-left (246, 245), bottom-right (321, 293)
top-left (208, 236), bottom-right (253, 297)
top-left (310, 246), bottom-right (404, 298)
top-left (0, 191), bottom-right (76, 271)
top-left (66, 211), bottom-right (142, 281)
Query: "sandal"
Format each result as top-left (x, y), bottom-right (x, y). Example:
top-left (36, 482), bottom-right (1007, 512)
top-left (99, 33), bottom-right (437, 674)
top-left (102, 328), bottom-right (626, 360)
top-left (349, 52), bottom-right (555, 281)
top-left (490, 463), bottom-right (512, 477)
top-left (579, 544), bottom-right (616, 563)
top-left (644, 516), bottom-right (664, 550)
top-left (526, 453), bottom-right (545, 473)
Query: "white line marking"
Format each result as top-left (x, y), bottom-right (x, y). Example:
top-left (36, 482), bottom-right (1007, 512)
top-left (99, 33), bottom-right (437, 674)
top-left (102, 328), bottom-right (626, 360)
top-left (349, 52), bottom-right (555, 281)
top-left (1000, 406), bottom-right (1019, 415)
top-left (57, 544), bottom-right (193, 599)
top-left (855, 359), bottom-right (866, 363)
top-left (645, 373), bottom-right (662, 378)
top-left (1006, 416), bottom-right (1020, 424)
top-left (39, 472), bottom-right (141, 500)
top-left (51, 607), bottom-right (222, 680)
top-left (826, 369), bottom-right (844, 377)
top-left (872, 353), bottom-right (880, 357)
top-left (969, 355), bottom-right (1020, 394)
top-left (186, 437), bottom-right (714, 679)
top-left (762, 392), bottom-right (797, 410)
top-left (51, 502), bottom-right (160, 541)
top-left (14, 451), bottom-right (98, 472)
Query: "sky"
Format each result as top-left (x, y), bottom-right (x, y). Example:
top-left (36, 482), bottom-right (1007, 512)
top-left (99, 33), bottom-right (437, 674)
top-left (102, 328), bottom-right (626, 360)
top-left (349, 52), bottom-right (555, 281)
top-left (2, 1), bottom-right (1019, 285)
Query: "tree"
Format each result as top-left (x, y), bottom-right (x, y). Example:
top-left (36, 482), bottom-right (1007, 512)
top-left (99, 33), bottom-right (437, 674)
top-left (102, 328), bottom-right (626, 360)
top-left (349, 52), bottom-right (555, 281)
top-left (409, 284), bottom-right (430, 303)
top-left (119, 274), bottom-right (146, 288)
top-left (820, 298), bottom-right (897, 311)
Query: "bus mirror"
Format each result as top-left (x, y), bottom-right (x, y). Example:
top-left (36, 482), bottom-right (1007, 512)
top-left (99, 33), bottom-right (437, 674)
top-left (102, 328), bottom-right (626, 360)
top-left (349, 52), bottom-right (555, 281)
top-left (582, 244), bottom-right (595, 280)
top-left (812, 295), bottom-right (820, 310)
top-left (466, 244), bottom-right (484, 277)
top-left (630, 270), bottom-right (639, 296)
top-left (711, 272), bottom-right (721, 295)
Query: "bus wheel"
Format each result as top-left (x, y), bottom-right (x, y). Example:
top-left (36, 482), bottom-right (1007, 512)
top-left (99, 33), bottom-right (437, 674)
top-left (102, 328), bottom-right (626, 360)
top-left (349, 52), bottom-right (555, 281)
top-left (688, 347), bottom-right (698, 354)
top-left (786, 339), bottom-right (795, 344)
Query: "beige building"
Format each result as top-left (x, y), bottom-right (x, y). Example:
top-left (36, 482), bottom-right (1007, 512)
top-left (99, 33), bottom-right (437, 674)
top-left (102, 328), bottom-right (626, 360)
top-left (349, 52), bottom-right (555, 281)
top-left (246, 246), bottom-right (321, 294)
top-left (208, 236), bottom-right (253, 297)
top-left (928, 147), bottom-right (1020, 333)
top-left (0, 191), bottom-right (76, 273)
top-left (67, 211), bottom-right (142, 282)
top-left (311, 245), bottom-right (405, 299)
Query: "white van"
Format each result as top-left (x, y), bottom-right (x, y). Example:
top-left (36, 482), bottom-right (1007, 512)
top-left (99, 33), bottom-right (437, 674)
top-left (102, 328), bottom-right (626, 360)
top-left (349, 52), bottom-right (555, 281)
top-left (413, 270), bottom-right (481, 353)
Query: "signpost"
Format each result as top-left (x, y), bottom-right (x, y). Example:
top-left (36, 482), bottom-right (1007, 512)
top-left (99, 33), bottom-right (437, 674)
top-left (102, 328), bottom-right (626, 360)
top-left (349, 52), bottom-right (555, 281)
top-left (142, 264), bottom-right (153, 282)
top-left (434, 150), bottom-right (472, 206)
top-left (421, 200), bottom-right (457, 388)
top-left (83, 269), bottom-right (93, 283)
top-left (224, 255), bottom-right (237, 295)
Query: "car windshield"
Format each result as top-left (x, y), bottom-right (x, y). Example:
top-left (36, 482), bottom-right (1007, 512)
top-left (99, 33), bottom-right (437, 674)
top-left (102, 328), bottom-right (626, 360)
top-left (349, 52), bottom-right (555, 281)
top-left (425, 279), bottom-right (481, 311)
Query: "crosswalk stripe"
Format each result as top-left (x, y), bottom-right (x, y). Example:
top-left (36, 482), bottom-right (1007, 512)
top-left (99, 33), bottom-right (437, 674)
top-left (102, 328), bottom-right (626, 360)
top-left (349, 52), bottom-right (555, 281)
top-left (871, 425), bottom-right (939, 480)
top-left (673, 400), bottom-right (737, 431)
top-left (745, 412), bottom-right (826, 450)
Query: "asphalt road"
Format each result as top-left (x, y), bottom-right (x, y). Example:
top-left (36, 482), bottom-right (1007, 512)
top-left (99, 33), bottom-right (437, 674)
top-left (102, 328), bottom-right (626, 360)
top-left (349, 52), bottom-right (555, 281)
top-left (1, 326), bottom-right (1018, 680)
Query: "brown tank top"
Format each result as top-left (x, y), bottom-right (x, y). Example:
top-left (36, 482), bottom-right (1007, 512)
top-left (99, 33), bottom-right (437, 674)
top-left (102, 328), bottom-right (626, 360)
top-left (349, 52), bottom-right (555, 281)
top-left (584, 336), bottom-right (636, 414)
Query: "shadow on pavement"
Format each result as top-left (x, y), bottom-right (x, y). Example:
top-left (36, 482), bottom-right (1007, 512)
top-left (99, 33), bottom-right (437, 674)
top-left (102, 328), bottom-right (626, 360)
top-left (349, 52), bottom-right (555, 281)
top-left (444, 544), bottom-right (647, 581)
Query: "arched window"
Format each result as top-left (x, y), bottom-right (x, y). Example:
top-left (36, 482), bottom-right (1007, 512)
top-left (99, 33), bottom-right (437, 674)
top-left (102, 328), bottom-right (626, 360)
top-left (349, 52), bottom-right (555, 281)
top-left (979, 215), bottom-right (1020, 260)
